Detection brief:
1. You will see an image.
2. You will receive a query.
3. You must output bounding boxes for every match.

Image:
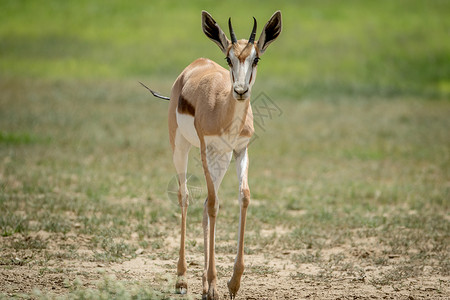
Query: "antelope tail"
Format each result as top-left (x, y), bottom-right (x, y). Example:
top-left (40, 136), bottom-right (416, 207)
top-left (139, 81), bottom-right (170, 101)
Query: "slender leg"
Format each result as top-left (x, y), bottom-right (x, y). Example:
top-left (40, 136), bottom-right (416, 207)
top-left (200, 141), bottom-right (232, 300)
top-left (227, 148), bottom-right (250, 299)
top-left (173, 131), bottom-right (191, 294)
top-left (202, 198), bottom-right (209, 298)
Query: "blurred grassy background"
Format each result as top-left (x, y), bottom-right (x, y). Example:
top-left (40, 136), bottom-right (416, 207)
top-left (1, 0), bottom-right (449, 98)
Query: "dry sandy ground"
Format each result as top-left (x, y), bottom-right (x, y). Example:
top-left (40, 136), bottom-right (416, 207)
top-left (1, 231), bottom-right (448, 299)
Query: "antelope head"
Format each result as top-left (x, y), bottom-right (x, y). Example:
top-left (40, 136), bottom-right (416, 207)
top-left (202, 11), bottom-right (282, 101)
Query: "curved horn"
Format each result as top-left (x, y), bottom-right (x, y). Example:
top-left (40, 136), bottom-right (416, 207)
top-left (248, 17), bottom-right (257, 44)
top-left (228, 17), bottom-right (237, 44)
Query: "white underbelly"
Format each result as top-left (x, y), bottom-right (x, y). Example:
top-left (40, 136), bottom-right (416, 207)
top-left (204, 135), bottom-right (250, 153)
top-left (176, 111), bottom-right (200, 148)
top-left (176, 111), bottom-right (251, 152)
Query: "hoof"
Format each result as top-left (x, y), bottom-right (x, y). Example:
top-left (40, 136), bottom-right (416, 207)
top-left (227, 279), bottom-right (240, 299)
top-left (228, 291), bottom-right (236, 300)
top-left (175, 277), bottom-right (188, 294)
top-left (207, 287), bottom-right (220, 300)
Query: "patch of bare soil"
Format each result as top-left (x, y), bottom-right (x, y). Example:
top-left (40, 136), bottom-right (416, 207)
top-left (1, 231), bottom-right (449, 299)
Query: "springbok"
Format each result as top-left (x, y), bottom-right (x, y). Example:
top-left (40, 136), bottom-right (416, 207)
top-left (142, 10), bottom-right (281, 300)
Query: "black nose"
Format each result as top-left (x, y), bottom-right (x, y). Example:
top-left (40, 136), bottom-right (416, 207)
top-left (234, 88), bottom-right (248, 96)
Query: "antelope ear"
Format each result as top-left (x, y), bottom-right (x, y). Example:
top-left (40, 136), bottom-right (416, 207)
top-left (257, 11), bottom-right (282, 54)
top-left (202, 11), bottom-right (230, 54)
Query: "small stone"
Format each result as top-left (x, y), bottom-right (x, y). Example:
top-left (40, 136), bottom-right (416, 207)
top-left (135, 248), bottom-right (144, 255)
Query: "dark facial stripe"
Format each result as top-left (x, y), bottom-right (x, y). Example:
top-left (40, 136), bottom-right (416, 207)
top-left (178, 95), bottom-right (195, 116)
top-left (236, 43), bottom-right (255, 62)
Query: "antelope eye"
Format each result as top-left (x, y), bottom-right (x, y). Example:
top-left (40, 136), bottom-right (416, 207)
top-left (225, 57), bottom-right (233, 67)
top-left (253, 57), bottom-right (260, 66)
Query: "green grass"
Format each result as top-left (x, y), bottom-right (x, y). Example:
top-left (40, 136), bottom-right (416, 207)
top-left (1, 0), bottom-right (449, 98)
top-left (31, 275), bottom-right (192, 300)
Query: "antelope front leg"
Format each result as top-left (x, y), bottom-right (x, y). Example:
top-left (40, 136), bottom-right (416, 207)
top-left (227, 148), bottom-right (250, 299)
top-left (201, 198), bottom-right (209, 297)
top-left (201, 141), bottom-right (232, 300)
